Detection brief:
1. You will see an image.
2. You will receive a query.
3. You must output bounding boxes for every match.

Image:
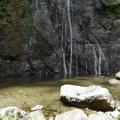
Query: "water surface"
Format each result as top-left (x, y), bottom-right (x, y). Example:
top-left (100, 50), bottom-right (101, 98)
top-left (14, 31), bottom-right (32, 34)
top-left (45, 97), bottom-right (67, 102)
top-left (0, 76), bottom-right (120, 117)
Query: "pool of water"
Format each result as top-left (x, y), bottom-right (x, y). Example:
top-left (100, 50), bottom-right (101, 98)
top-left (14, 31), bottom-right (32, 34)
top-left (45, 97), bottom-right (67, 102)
top-left (0, 76), bottom-right (120, 117)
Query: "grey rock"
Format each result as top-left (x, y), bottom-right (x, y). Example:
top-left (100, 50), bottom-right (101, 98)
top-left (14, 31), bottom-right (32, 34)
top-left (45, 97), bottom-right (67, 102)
top-left (0, 106), bottom-right (27, 119)
top-left (88, 110), bottom-right (120, 120)
top-left (55, 109), bottom-right (87, 120)
top-left (114, 100), bottom-right (120, 111)
top-left (0, 0), bottom-right (120, 77)
top-left (88, 112), bottom-right (113, 120)
top-left (28, 110), bottom-right (46, 120)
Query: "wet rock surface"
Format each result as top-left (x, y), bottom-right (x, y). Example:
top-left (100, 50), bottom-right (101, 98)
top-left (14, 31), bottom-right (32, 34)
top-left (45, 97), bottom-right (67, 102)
top-left (0, 0), bottom-right (120, 77)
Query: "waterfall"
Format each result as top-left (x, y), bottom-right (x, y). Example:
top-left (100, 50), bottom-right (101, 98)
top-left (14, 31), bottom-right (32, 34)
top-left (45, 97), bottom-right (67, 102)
top-left (96, 41), bottom-right (110, 75)
top-left (61, 9), bottom-right (68, 77)
top-left (67, 0), bottom-right (73, 77)
top-left (75, 39), bottom-right (78, 76)
top-left (97, 42), bottom-right (102, 75)
top-left (87, 0), bottom-right (109, 76)
top-left (87, 41), bottom-right (98, 75)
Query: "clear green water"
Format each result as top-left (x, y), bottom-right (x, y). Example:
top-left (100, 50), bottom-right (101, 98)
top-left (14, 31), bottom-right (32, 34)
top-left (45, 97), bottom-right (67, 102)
top-left (0, 76), bottom-right (120, 117)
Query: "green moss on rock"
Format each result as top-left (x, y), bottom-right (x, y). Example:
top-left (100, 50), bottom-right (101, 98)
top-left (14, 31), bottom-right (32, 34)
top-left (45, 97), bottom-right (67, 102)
top-left (107, 0), bottom-right (120, 6)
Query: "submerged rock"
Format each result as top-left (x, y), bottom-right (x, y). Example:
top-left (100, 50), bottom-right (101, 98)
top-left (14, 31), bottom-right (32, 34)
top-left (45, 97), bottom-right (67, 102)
top-left (31, 105), bottom-right (44, 111)
top-left (108, 79), bottom-right (120, 86)
top-left (60, 85), bottom-right (114, 111)
top-left (115, 71), bottom-right (120, 80)
top-left (55, 109), bottom-right (87, 120)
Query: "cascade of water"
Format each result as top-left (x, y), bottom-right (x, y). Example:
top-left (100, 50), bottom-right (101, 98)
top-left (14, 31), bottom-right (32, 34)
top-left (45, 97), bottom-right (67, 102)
top-left (67, 0), bottom-right (73, 77)
top-left (88, 0), bottom-right (109, 75)
top-left (96, 41), bottom-right (110, 75)
top-left (97, 42), bottom-right (102, 75)
top-left (74, 26), bottom-right (79, 76)
top-left (87, 41), bottom-right (98, 75)
top-left (61, 9), bottom-right (68, 77)
top-left (85, 60), bottom-right (88, 75)
top-left (75, 39), bottom-right (78, 76)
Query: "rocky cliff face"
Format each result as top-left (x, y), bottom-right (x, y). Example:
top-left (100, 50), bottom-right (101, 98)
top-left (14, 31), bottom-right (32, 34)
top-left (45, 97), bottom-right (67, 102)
top-left (0, 0), bottom-right (120, 77)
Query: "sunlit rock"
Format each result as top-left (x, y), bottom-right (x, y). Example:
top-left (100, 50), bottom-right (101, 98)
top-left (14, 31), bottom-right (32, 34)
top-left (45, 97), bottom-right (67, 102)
top-left (0, 106), bottom-right (27, 118)
top-left (106, 110), bottom-right (120, 119)
top-left (108, 79), bottom-right (120, 86)
top-left (29, 110), bottom-right (46, 120)
top-left (115, 71), bottom-right (120, 80)
top-left (49, 117), bottom-right (54, 120)
top-left (88, 112), bottom-right (113, 120)
top-left (114, 100), bottom-right (120, 111)
top-left (31, 105), bottom-right (44, 111)
top-left (88, 110), bottom-right (120, 120)
top-left (60, 85), bottom-right (114, 111)
top-left (55, 109), bottom-right (87, 120)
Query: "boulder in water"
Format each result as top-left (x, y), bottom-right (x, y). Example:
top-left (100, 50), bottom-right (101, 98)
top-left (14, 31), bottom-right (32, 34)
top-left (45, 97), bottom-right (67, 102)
top-left (108, 79), bottom-right (120, 86)
top-left (115, 71), bottom-right (120, 80)
top-left (60, 85), bottom-right (114, 111)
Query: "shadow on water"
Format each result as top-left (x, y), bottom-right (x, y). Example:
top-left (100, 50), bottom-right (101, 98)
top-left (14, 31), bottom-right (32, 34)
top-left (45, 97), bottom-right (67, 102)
top-left (0, 75), bottom-right (115, 89)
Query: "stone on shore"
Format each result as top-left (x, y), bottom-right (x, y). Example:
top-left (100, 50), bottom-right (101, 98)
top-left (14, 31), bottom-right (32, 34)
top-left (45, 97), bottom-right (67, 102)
top-left (0, 106), bottom-right (27, 118)
top-left (55, 109), bottom-right (87, 120)
top-left (29, 110), bottom-right (46, 120)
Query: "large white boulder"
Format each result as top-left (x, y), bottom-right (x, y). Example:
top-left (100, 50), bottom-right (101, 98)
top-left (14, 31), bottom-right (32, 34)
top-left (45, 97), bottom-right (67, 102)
top-left (60, 85), bottom-right (114, 111)
top-left (115, 71), bottom-right (120, 80)
top-left (55, 109), bottom-right (87, 120)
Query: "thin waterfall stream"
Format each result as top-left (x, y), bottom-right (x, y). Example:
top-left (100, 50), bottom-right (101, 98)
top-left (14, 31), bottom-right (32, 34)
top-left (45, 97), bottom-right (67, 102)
top-left (67, 0), bottom-right (73, 77)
